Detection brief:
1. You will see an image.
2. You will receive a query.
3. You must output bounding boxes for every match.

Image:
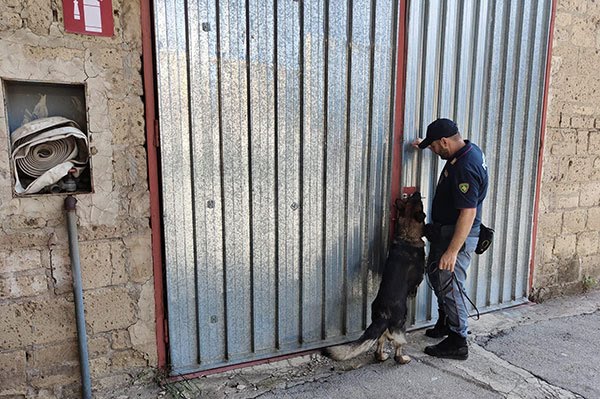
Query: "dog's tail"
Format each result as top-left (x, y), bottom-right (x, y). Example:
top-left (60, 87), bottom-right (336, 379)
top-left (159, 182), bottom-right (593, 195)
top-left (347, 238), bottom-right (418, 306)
top-left (325, 318), bottom-right (388, 361)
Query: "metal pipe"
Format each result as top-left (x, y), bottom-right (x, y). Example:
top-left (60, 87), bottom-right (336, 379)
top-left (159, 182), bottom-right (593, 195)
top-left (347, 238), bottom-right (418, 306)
top-left (64, 195), bottom-right (92, 399)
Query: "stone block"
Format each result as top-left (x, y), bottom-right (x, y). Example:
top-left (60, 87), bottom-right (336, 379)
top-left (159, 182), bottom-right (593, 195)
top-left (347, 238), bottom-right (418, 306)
top-left (557, 0), bottom-right (587, 13)
top-left (551, 189), bottom-right (580, 209)
top-left (0, 272), bottom-right (48, 299)
top-left (111, 349), bottom-right (148, 370)
top-left (88, 335), bottom-right (111, 358)
top-left (111, 330), bottom-right (130, 350)
top-left (562, 209), bottom-right (587, 233)
top-left (86, 287), bottom-right (136, 334)
top-left (542, 158), bottom-right (560, 183)
top-left (580, 254), bottom-right (600, 278)
top-left (537, 212), bottom-right (563, 237)
top-left (50, 241), bottom-right (127, 294)
top-left (577, 129), bottom-right (590, 155)
top-left (30, 299), bottom-right (78, 346)
top-left (538, 238), bottom-right (555, 264)
top-left (113, 145), bottom-right (148, 189)
top-left (549, 128), bottom-right (577, 155)
top-left (124, 232), bottom-right (153, 284)
top-left (30, 365), bottom-right (79, 389)
top-left (121, 0), bottom-right (143, 44)
top-left (555, 11), bottom-right (573, 28)
top-left (128, 321), bottom-right (156, 364)
top-left (0, 250), bottom-right (42, 273)
top-left (85, 47), bottom-right (125, 78)
top-left (557, 258), bottom-right (581, 284)
top-left (564, 157), bottom-right (593, 182)
top-left (0, 9), bottom-right (22, 31)
top-left (3, 215), bottom-right (48, 230)
top-left (579, 181), bottom-right (600, 207)
top-left (553, 234), bottom-right (577, 259)
top-left (569, 17), bottom-right (598, 48)
top-left (587, 207), bottom-right (600, 231)
top-left (31, 341), bottom-right (79, 369)
top-left (90, 356), bottom-right (111, 377)
top-left (591, 157), bottom-right (600, 181)
top-left (577, 231), bottom-right (599, 256)
top-left (128, 190), bottom-right (150, 219)
top-left (589, 130), bottom-right (600, 155)
top-left (23, 0), bottom-right (54, 35)
top-left (108, 98), bottom-right (146, 146)
top-left (0, 350), bottom-right (26, 394)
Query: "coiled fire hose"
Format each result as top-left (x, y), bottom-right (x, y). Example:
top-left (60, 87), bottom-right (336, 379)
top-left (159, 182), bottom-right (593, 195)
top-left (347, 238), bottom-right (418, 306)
top-left (11, 117), bottom-right (89, 194)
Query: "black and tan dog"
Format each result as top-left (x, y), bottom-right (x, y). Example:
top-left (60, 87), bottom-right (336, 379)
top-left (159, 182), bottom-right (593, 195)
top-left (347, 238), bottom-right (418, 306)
top-left (326, 192), bottom-right (425, 364)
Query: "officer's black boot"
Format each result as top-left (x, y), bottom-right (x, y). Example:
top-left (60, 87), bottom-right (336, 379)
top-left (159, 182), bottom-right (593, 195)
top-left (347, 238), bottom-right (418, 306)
top-left (424, 331), bottom-right (468, 360)
top-left (425, 309), bottom-right (450, 338)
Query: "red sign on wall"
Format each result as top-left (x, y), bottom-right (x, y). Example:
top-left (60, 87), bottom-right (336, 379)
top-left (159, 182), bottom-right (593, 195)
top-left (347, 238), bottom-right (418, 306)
top-left (62, 0), bottom-right (114, 37)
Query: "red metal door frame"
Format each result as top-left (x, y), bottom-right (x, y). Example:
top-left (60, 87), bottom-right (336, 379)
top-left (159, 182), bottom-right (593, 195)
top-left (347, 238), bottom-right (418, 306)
top-left (389, 0), bottom-right (408, 239)
top-left (140, 0), bottom-right (167, 370)
top-left (528, 0), bottom-right (558, 292)
top-left (140, 0), bottom-right (556, 373)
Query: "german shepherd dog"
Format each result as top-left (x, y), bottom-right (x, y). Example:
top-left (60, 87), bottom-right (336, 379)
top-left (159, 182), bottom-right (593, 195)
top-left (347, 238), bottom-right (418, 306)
top-left (326, 192), bottom-right (425, 364)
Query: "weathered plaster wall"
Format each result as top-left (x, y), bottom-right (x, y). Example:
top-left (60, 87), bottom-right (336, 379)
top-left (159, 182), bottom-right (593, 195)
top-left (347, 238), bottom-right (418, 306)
top-left (0, 1), bottom-right (156, 397)
top-left (533, 0), bottom-right (600, 300)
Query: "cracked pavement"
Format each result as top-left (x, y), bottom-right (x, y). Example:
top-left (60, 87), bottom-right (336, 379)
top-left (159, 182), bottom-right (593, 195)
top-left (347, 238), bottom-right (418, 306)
top-left (107, 290), bottom-right (600, 398)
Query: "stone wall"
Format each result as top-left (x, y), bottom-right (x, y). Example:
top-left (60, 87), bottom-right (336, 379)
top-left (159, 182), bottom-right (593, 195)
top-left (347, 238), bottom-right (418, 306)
top-left (533, 0), bottom-right (600, 300)
top-left (0, 1), bottom-right (156, 398)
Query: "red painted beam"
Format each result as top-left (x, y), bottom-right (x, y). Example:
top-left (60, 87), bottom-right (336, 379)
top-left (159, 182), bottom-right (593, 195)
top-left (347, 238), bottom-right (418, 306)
top-left (529, 0), bottom-right (558, 294)
top-left (389, 0), bottom-right (408, 240)
top-left (140, 0), bottom-right (167, 369)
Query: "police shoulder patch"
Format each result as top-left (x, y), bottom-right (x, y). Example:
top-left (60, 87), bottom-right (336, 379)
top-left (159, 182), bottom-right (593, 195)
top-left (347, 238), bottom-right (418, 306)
top-left (459, 183), bottom-right (470, 194)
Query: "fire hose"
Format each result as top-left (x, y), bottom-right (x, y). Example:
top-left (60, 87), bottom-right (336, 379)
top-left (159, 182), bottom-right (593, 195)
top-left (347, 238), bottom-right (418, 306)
top-left (11, 117), bottom-right (89, 194)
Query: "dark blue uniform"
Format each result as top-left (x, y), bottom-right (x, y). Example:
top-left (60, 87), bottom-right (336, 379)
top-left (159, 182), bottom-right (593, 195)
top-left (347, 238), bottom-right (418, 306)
top-left (427, 140), bottom-right (488, 338)
top-left (431, 141), bottom-right (488, 232)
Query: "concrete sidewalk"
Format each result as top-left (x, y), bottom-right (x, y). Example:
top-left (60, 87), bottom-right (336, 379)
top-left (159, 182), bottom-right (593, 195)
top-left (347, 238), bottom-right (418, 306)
top-left (113, 289), bottom-right (600, 399)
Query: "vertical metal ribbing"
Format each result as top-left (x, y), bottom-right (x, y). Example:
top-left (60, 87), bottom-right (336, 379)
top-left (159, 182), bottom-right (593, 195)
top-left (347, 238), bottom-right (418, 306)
top-left (481, 0), bottom-right (495, 308)
top-left (321, 0), bottom-right (330, 341)
top-left (502, 0), bottom-right (528, 304)
top-left (301, 0), bottom-right (326, 345)
top-left (493, 0), bottom-right (519, 306)
top-left (484, 0), bottom-right (507, 308)
top-left (469, 0), bottom-right (488, 309)
top-left (213, 0), bottom-right (228, 359)
top-left (244, 0), bottom-right (255, 353)
top-left (298, 0), bottom-right (305, 344)
top-left (181, 0), bottom-right (201, 364)
top-left (362, 0), bottom-right (377, 328)
top-left (385, 0), bottom-right (400, 306)
top-left (342, 0), bottom-right (353, 336)
top-left (272, 0), bottom-right (280, 349)
top-left (323, 0), bottom-right (348, 340)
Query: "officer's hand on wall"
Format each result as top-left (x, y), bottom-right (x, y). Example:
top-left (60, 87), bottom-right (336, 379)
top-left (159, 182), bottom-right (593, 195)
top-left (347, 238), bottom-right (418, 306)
top-left (412, 138), bottom-right (423, 149)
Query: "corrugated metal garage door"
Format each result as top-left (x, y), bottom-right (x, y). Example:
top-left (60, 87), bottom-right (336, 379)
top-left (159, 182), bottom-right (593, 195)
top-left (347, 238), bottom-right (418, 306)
top-left (402, 0), bottom-right (553, 326)
top-left (154, 0), bottom-right (401, 374)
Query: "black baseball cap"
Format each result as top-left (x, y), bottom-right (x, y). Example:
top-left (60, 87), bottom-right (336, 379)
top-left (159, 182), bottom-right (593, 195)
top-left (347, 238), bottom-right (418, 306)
top-left (418, 118), bottom-right (459, 149)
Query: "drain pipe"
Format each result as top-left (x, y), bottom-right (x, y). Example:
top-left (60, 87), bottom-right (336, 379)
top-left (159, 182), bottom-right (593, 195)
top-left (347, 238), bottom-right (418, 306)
top-left (65, 195), bottom-right (92, 399)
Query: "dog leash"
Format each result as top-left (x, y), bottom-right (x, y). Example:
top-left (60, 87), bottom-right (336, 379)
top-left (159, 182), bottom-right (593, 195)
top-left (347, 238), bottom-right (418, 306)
top-left (425, 261), bottom-right (480, 320)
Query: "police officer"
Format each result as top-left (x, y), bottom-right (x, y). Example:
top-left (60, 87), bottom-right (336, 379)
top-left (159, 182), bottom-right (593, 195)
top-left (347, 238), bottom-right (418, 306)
top-left (412, 118), bottom-right (488, 360)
